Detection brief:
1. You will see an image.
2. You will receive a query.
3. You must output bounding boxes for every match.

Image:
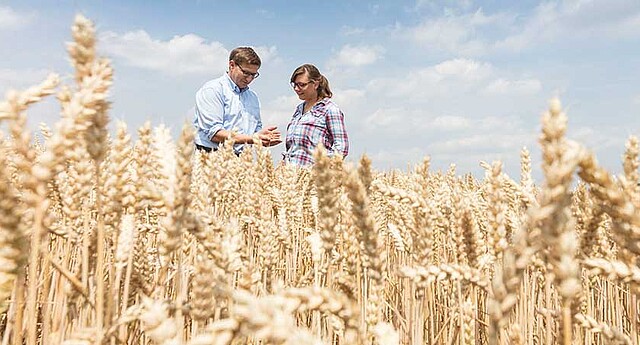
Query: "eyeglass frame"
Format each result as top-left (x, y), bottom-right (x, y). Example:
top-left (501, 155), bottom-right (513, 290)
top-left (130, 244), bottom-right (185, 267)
top-left (233, 62), bottom-right (260, 79)
top-left (290, 80), bottom-right (315, 89)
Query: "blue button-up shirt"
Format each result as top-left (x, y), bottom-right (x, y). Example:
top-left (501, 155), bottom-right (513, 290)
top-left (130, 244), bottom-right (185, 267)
top-left (193, 73), bottom-right (262, 152)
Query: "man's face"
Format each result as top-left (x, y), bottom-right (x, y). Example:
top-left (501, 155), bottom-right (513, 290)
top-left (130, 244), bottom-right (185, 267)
top-left (229, 60), bottom-right (259, 89)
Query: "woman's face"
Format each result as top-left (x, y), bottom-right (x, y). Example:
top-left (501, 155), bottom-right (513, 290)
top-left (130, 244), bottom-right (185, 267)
top-left (291, 72), bottom-right (318, 102)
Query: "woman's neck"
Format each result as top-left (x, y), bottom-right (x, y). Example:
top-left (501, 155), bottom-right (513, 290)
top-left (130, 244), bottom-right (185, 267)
top-left (306, 96), bottom-right (319, 103)
top-left (304, 96), bottom-right (320, 111)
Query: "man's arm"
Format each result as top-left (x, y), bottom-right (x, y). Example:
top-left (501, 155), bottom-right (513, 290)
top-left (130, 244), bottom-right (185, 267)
top-left (212, 129), bottom-right (255, 144)
top-left (195, 86), bottom-right (226, 143)
top-left (196, 88), bottom-right (258, 144)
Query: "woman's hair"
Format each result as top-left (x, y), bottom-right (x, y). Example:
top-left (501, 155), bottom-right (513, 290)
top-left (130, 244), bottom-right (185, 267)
top-left (229, 47), bottom-right (261, 67)
top-left (290, 64), bottom-right (332, 99)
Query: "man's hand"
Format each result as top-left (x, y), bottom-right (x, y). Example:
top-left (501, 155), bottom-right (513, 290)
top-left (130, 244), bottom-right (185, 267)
top-left (257, 125), bottom-right (282, 146)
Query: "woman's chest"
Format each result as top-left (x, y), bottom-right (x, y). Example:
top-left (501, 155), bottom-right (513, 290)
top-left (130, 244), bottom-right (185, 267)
top-left (291, 109), bottom-right (325, 127)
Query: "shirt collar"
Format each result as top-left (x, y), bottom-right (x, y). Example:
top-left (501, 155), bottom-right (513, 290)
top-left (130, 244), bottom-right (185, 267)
top-left (224, 73), bottom-right (249, 93)
top-left (312, 97), bottom-right (329, 112)
top-left (299, 97), bottom-right (329, 111)
top-left (317, 97), bottom-right (329, 107)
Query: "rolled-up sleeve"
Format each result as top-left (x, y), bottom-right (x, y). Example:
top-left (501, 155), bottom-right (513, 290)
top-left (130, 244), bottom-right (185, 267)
top-left (326, 106), bottom-right (349, 158)
top-left (195, 86), bottom-right (225, 141)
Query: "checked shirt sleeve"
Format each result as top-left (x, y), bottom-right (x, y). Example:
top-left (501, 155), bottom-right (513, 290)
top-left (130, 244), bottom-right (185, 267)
top-left (325, 105), bottom-right (349, 158)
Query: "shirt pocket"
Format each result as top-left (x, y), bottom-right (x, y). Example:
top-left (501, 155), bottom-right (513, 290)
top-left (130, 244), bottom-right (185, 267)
top-left (299, 111), bottom-right (326, 146)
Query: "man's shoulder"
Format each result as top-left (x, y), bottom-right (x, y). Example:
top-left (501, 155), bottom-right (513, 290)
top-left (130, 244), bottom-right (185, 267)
top-left (200, 75), bottom-right (226, 90)
top-left (196, 76), bottom-right (229, 101)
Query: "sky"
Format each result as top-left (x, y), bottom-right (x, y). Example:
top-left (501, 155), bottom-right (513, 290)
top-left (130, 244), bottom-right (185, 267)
top-left (1, 0), bottom-right (639, 180)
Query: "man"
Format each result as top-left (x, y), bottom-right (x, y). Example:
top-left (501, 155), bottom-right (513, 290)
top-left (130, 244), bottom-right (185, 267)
top-left (193, 47), bottom-right (281, 153)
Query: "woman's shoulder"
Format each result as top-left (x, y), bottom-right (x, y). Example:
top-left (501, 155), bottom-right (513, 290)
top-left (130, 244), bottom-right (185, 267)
top-left (319, 98), bottom-right (342, 113)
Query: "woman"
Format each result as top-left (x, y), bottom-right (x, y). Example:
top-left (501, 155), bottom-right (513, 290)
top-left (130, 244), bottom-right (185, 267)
top-left (283, 64), bottom-right (349, 166)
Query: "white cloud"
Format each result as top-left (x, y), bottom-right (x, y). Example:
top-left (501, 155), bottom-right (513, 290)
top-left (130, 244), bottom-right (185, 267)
top-left (0, 6), bottom-right (33, 30)
top-left (261, 94), bottom-right (300, 126)
top-left (398, 1), bottom-right (640, 56)
top-left (340, 26), bottom-right (365, 36)
top-left (428, 133), bottom-right (530, 153)
top-left (495, 0), bottom-right (640, 51)
top-left (367, 58), bottom-right (493, 99)
top-left (483, 78), bottom-right (542, 95)
top-left (99, 30), bottom-right (228, 75)
top-left (0, 68), bottom-right (51, 95)
top-left (332, 88), bottom-right (366, 112)
top-left (366, 145), bottom-right (523, 176)
top-left (555, 0), bottom-right (640, 36)
top-left (570, 125), bottom-right (621, 150)
top-left (328, 44), bottom-right (385, 68)
top-left (414, 0), bottom-right (474, 12)
top-left (364, 108), bottom-right (406, 130)
top-left (433, 58), bottom-right (491, 79)
top-left (99, 30), bottom-right (278, 76)
top-left (368, 147), bottom-right (431, 170)
top-left (493, 3), bottom-right (565, 51)
top-left (400, 9), bottom-right (514, 55)
top-left (362, 108), bottom-right (473, 133)
top-left (432, 115), bottom-right (470, 130)
top-left (477, 116), bottom-right (525, 132)
top-left (254, 46), bottom-right (279, 64)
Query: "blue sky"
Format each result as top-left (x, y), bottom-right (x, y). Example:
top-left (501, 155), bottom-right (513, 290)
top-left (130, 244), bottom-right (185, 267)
top-left (1, 0), bottom-right (639, 179)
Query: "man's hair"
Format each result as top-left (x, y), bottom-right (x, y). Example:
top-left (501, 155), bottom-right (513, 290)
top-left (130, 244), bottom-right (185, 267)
top-left (229, 47), bottom-right (261, 67)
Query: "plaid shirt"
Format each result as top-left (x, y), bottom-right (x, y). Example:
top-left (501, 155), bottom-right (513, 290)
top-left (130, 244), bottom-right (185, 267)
top-left (283, 98), bottom-right (349, 166)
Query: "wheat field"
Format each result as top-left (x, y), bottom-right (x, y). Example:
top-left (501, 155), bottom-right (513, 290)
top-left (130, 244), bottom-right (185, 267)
top-left (1, 14), bottom-right (639, 345)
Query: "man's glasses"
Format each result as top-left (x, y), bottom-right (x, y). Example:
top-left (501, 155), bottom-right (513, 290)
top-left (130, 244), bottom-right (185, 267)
top-left (291, 81), bottom-right (313, 89)
top-left (235, 63), bottom-right (260, 79)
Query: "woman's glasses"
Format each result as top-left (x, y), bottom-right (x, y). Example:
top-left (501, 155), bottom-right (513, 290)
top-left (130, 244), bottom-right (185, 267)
top-left (291, 81), bottom-right (313, 89)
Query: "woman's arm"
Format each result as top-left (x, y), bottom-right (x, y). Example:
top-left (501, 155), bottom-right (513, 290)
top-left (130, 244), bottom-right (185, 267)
top-left (325, 105), bottom-right (349, 158)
